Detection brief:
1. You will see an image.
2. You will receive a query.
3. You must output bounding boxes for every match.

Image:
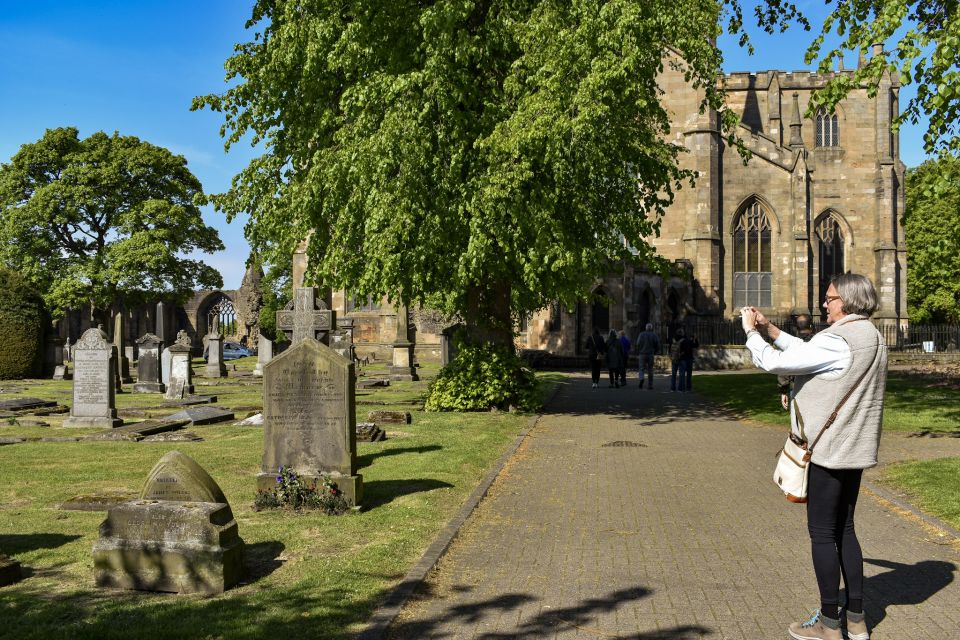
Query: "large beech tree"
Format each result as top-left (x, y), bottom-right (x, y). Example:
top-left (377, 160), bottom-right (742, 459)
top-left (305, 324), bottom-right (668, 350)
top-left (194, 0), bottom-right (737, 345)
top-left (0, 127), bottom-right (224, 321)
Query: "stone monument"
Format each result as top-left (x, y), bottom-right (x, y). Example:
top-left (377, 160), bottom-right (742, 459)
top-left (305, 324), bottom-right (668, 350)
top-left (92, 450), bottom-right (244, 594)
top-left (64, 327), bottom-right (123, 428)
top-left (259, 326), bottom-right (363, 506)
top-left (205, 317), bottom-right (227, 378)
top-left (134, 333), bottom-right (165, 393)
top-left (164, 331), bottom-right (195, 400)
top-left (389, 304), bottom-right (418, 381)
top-left (276, 287), bottom-right (333, 345)
top-left (252, 336), bottom-right (272, 377)
top-left (113, 311), bottom-right (133, 384)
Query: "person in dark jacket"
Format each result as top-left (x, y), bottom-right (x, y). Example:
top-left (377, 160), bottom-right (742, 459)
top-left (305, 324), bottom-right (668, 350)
top-left (777, 312), bottom-right (816, 409)
top-left (617, 330), bottom-right (631, 387)
top-left (605, 330), bottom-right (624, 388)
top-left (585, 328), bottom-right (606, 389)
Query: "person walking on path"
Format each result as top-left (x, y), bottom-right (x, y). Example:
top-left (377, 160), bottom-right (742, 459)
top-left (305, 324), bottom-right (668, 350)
top-left (585, 328), bottom-right (606, 389)
top-left (669, 328), bottom-right (698, 392)
top-left (617, 330), bottom-right (631, 387)
top-left (742, 273), bottom-right (888, 640)
top-left (635, 323), bottom-right (660, 389)
top-left (605, 329), bottom-right (624, 388)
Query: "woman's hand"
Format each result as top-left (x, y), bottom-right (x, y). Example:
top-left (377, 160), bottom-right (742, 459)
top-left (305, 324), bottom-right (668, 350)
top-left (740, 306), bottom-right (758, 333)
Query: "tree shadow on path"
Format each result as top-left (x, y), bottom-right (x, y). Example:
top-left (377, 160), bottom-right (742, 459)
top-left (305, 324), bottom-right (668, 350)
top-left (863, 557), bottom-right (956, 629)
top-left (388, 585), bottom-right (711, 639)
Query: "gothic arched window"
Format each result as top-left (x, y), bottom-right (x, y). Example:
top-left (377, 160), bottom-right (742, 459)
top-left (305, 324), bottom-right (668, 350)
top-left (816, 212), bottom-right (846, 317)
top-left (815, 108), bottom-right (839, 147)
top-left (733, 199), bottom-right (773, 308)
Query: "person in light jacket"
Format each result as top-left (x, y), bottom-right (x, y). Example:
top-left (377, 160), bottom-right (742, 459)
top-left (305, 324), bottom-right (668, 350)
top-left (742, 273), bottom-right (887, 640)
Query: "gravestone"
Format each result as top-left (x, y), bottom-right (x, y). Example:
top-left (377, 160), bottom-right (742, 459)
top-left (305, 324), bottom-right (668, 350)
top-left (134, 333), bottom-right (165, 393)
top-left (83, 419), bottom-right (190, 442)
top-left (161, 347), bottom-right (172, 386)
top-left (356, 422), bottom-right (385, 442)
top-left (205, 331), bottom-right (227, 378)
top-left (330, 327), bottom-right (354, 362)
top-left (390, 304), bottom-right (418, 381)
top-left (367, 410), bottom-right (411, 425)
top-left (164, 331), bottom-right (195, 400)
top-left (259, 337), bottom-right (362, 506)
top-left (93, 451), bottom-right (244, 594)
top-left (0, 554), bottom-right (22, 586)
top-left (276, 287), bottom-right (334, 345)
top-left (165, 406), bottom-right (235, 426)
top-left (64, 337), bottom-right (72, 362)
top-left (155, 301), bottom-right (169, 345)
top-left (252, 336), bottom-right (272, 377)
top-left (113, 311), bottom-right (133, 384)
top-left (64, 328), bottom-right (122, 428)
top-left (45, 334), bottom-right (65, 378)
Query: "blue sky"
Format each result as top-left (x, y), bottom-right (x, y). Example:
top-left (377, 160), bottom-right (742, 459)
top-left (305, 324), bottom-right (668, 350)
top-left (1, 2), bottom-right (929, 289)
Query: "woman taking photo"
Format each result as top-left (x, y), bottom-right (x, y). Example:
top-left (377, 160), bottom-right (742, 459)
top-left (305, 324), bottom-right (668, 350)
top-left (742, 273), bottom-right (887, 640)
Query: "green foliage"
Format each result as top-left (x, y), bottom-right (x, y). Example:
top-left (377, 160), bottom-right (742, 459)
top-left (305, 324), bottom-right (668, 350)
top-left (0, 267), bottom-right (46, 379)
top-left (255, 466), bottom-right (351, 514)
top-left (0, 127), bottom-right (225, 318)
top-left (425, 340), bottom-right (538, 412)
top-left (905, 155), bottom-right (960, 323)
top-left (195, 1), bottom-right (737, 333)
top-left (257, 261), bottom-right (291, 342)
top-left (727, 0), bottom-right (960, 155)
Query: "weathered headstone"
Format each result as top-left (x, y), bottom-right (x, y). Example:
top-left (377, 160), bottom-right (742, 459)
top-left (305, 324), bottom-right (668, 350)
top-left (45, 334), bottom-right (65, 378)
top-left (64, 337), bottom-right (72, 362)
top-left (252, 336), bottom-right (272, 377)
top-left (114, 311), bottom-right (133, 384)
top-left (0, 554), bottom-right (22, 586)
top-left (205, 332), bottom-right (227, 378)
top-left (276, 287), bottom-right (334, 345)
top-left (161, 347), bottom-right (172, 386)
top-left (134, 333), bottom-right (165, 393)
top-left (356, 422), bottom-right (385, 442)
top-left (64, 328), bottom-right (122, 428)
top-left (259, 337), bottom-right (362, 505)
top-left (164, 331), bottom-right (194, 400)
top-left (330, 319), bottom-right (355, 362)
top-left (92, 450), bottom-right (244, 594)
top-left (390, 304), bottom-right (418, 381)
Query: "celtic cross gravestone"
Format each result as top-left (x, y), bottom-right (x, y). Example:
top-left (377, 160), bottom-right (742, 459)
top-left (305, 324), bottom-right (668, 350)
top-left (276, 287), bottom-right (334, 345)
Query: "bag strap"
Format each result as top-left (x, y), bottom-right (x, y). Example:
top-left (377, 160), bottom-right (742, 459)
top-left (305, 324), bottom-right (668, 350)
top-left (800, 322), bottom-right (880, 460)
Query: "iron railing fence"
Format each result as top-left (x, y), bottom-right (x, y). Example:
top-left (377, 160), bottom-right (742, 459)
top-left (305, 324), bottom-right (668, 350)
top-left (658, 318), bottom-right (960, 352)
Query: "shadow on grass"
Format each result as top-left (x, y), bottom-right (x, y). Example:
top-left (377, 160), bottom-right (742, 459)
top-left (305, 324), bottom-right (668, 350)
top-left (862, 557), bottom-right (956, 628)
top-left (356, 445), bottom-right (443, 470)
top-left (361, 479), bottom-right (454, 510)
top-left (0, 533), bottom-right (81, 555)
top-left (385, 584), bottom-right (710, 639)
top-left (242, 540), bottom-right (285, 582)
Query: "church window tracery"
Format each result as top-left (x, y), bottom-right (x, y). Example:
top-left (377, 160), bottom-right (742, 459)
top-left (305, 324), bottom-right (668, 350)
top-left (733, 199), bottom-right (772, 308)
top-left (815, 108), bottom-right (839, 147)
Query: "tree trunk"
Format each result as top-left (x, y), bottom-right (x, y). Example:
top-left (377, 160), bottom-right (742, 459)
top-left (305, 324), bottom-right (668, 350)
top-left (464, 279), bottom-right (513, 350)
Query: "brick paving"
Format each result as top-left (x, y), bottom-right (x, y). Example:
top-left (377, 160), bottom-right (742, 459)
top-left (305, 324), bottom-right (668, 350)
top-left (388, 372), bottom-right (960, 639)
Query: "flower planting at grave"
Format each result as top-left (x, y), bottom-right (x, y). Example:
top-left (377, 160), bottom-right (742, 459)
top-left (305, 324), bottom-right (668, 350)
top-left (254, 466), bottom-right (350, 514)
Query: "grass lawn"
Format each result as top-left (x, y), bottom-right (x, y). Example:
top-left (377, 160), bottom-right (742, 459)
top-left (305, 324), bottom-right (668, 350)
top-left (694, 370), bottom-right (960, 433)
top-left (0, 361), bottom-right (558, 640)
top-left (882, 458), bottom-right (960, 530)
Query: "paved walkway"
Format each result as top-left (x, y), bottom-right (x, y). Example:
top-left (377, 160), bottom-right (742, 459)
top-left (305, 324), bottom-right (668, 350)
top-left (388, 373), bottom-right (960, 639)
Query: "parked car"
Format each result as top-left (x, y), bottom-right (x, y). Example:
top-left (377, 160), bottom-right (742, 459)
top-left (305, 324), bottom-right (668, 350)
top-left (222, 342), bottom-right (252, 360)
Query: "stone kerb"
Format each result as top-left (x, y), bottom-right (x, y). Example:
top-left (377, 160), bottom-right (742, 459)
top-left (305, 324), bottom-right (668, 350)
top-left (258, 337), bottom-right (362, 506)
top-left (64, 327), bottom-right (123, 428)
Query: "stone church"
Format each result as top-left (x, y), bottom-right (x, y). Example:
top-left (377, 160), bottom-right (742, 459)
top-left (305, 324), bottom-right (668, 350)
top-left (522, 46), bottom-right (908, 356)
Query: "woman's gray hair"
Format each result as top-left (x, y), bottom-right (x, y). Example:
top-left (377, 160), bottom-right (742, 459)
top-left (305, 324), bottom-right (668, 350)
top-left (831, 273), bottom-right (879, 317)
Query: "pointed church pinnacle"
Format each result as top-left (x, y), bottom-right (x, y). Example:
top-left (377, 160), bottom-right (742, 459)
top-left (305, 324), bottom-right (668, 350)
top-left (788, 93), bottom-right (805, 149)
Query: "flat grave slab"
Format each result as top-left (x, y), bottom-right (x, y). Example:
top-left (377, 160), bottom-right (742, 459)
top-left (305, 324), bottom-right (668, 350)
top-left (367, 410), bottom-right (412, 424)
top-left (161, 395), bottom-right (217, 407)
top-left (165, 406), bottom-right (235, 426)
top-left (356, 422), bottom-right (386, 442)
top-left (357, 379), bottom-right (390, 389)
top-left (142, 432), bottom-right (203, 443)
top-left (0, 398), bottom-right (58, 412)
top-left (60, 492), bottom-right (134, 512)
top-left (82, 419), bottom-right (190, 442)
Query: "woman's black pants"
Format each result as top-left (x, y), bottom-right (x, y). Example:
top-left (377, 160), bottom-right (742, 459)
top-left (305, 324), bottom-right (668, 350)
top-left (806, 463), bottom-right (865, 615)
top-left (590, 360), bottom-right (602, 384)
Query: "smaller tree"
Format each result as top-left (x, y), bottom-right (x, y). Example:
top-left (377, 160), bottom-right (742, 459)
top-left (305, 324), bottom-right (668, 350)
top-left (0, 267), bottom-right (46, 379)
top-left (0, 127), bottom-right (225, 322)
top-left (905, 155), bottom-right (960, 323)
